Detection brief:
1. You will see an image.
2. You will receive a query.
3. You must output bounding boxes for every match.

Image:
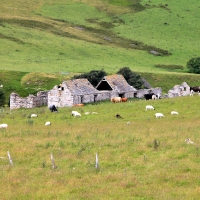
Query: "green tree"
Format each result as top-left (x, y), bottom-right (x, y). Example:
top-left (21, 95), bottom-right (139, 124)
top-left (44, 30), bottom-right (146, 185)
top-left (187, 57), bottom-right (200, 74)
top-left (73, 69), bottom-right (107, 87)
top-left (0, 89), bottom-right (6, 107)
top-left (117, 67), bottom-right (144, 89)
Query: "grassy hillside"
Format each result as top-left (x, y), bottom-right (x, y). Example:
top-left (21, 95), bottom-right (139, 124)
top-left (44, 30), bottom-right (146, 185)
top-left (0, 0), bottom-right (200, 74)
top-left (0, 0), bottom-right (200, 104)
top-left (0, 95), bottom-right (200, 199)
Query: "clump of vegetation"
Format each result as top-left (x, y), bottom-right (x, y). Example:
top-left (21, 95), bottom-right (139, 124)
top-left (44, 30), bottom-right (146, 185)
top-left (0, 89), bottom-right (6, 107)
top-left (187, 57), bottom-right (200, 74)
top-left (117, 67), bottom-right (144, 89)
top-left (73, 69), bottom-right (107, 87)
top-left (155, 64), bottom-right (184, 71)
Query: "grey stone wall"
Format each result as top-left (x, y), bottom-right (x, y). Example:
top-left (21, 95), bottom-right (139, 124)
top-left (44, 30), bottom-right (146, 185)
top-left (136, 87), bottom-right (162, 98)
top-left (48, 85), bottom-right (73, 107)
top-left (10, 91), bottom-right (48, 110)
top-left (168, 82), bottom-right (190, 98)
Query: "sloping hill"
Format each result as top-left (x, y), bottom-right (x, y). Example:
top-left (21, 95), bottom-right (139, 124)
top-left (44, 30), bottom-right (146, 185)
top-left (0, 0), bottom-right (200, 74)
top-left (0, 0), bottom-right (200, 102)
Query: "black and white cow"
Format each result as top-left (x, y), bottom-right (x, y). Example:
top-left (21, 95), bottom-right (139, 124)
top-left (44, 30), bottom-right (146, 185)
top-left (144, 93), bottom-right (159, 100)
top-left (190, 86), bottom-right (200, 96)
top-left (49, 105), bottom-right (58, 112)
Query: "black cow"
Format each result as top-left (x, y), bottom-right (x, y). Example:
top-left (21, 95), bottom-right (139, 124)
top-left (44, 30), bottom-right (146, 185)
top-left (116, 114), bottom-right (123, 119)
top-left (190, 86), bottom-right (200, 92)
top-left (144, 93), bottom-right (157, 100)
top-left (49, 105), bottom-right (58, 112)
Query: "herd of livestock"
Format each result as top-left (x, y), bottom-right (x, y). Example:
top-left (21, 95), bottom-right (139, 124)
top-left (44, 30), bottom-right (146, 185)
top-left (0, 86), bottom-right (199, 130)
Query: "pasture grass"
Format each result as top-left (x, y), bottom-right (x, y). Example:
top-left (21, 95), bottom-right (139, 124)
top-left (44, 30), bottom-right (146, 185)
top-left (0, 96), bottom-right (200, 199)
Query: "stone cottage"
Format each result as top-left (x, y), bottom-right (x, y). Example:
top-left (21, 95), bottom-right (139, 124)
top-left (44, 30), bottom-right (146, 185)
top-left (168, 82), bottom-right (190, 98)
top-left (10, 91), bottom-right (48, 110)
top-left (48, 79), bottom-right (110, 107)
top-left (96, 74), bottom-right (137, 98)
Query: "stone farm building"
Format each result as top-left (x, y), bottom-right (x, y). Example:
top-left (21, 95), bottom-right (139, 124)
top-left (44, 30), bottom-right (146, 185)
top-left (167, 82), bottom-right (190, 98)
top-left (48, 79), bottom-right (110, 107)
top-left (96, 74), bottom-right (137, 98)
top-left (10, 74), bottom-right (163, 109)
top-left (10, 91), bottom-right (48, 110)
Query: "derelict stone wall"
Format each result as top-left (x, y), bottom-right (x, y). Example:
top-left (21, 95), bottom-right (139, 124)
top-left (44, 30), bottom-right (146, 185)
top-left (136, 87), bottom-right (162, 98)
top-left (10, 91), bottom-right (48, 110)
top-left (168, 82), bottom-right (190, 98)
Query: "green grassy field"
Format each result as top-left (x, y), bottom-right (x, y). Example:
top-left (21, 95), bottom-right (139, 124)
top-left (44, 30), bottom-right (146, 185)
top-left (0, 1), bottom-right (200, 198)
top-left (0, 0), bottom-right (200, 74)
top-left (0, 95), bottom-right (200, 199)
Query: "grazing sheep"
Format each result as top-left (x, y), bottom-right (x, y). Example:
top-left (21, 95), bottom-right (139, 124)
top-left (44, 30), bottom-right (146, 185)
top-left (155, 113), bottom-right (165, 118)
top-left (171, 111), bottom-right (178, 115)
top-left (146, 105), bottom-right (155, 111)
top-left (91, 112), bottom-right (98, 114)
top-left (72, 111), bottom-right (81, 117)
top-left (71, 111), bottom-right (79, 116)
top-left (31, 114), bottom-right (38, 118)
top-left (127, 122), bottom-right (131, 125)
top-left (185, 138), bottom-right (194, 144)
top-left (74, 112), bottom-right (81, 117)
top-left (45, 121), bottom-right (51, 126)
top-left (0, 124), bottom-right (8, 129)
top-left (85, 112), bottom-right (90, 115)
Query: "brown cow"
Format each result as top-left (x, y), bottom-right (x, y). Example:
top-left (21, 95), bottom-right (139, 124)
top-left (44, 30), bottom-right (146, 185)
top-left (121, 98), bottom-right (128, 102)
top-left (111, 97), bottom-right (122, 103)
top-left (73, 103), bottom-right (84, 107)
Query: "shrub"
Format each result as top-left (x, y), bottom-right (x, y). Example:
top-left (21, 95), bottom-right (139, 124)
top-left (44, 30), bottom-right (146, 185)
top-left (155, 64), bottom-right (184, 71)
top-left (0, 89), bottom-right (6, 107)
top-left (187, 57), bottom-right (200, 74)
top-left (117, 67), bottom-right (144, 89)
top-left (73, 69), bottom-right (107, 87)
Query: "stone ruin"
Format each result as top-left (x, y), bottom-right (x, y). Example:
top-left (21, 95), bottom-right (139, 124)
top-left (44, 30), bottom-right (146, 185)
top-left (167, 82), bottom-right (190, 98)
top-left (10, 91), bottom-right (48, 110)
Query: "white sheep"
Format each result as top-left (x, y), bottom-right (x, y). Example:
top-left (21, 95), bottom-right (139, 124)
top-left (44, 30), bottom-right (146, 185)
top-left (73, 112), bottom-right (81, 117)
top-left (155, 113), bottom-right (165, 118)
top-left (171, 111), bottom-right (178, 115)
top-left (31, 114), bottom-right (38, 118)
top-left (0, 124), bottom-right (8, 129)
top-left (91, 112), bottom-right (98, 114)
top-left (71, 111), bottom-right (81, 117)
top-left (146, 105), bottom-right (155, 111)
top-left (127, 122), bottom-right (131, 125)
top-left (185, 138), bottom-right (194, 144)
top-left (85, 112), bottom-right (90, 115)
top-left (45, 121), bottom-right (51, 126)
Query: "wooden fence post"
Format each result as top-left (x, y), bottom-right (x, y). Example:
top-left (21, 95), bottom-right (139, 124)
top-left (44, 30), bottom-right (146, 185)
top-left (95, 153), bottom-right (98, 169)
top-left (50, 153), bottom-right (57, 169)
top-left (7, 151), bottom-right (13, 166)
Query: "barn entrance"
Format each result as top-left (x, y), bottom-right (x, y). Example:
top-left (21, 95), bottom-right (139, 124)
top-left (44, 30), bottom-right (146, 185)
top-left (94, 95), bottom-right (97, 102)
top-left (119, 93), bottom-right (125, 98)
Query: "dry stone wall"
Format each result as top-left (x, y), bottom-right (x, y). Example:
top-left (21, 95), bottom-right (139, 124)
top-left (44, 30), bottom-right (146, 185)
top-left (10, 91), bottom-right (48, 110)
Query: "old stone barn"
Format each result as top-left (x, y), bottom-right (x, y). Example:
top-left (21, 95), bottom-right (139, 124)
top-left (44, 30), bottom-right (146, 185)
top-left (48, 79), bottom-right (110, 107)
top-left (96, 74), bottom-right (137, 98)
